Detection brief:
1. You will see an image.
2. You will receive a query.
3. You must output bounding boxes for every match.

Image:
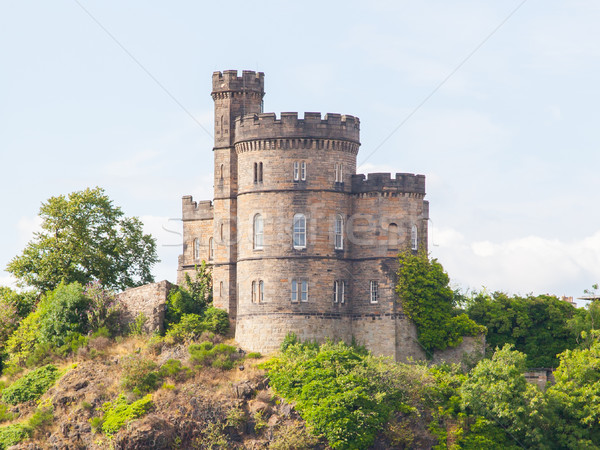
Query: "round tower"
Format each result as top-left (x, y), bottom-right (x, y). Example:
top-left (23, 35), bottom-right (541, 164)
top-left (211, 71), bottom-right (264, 317)
top-left (233, 111), bottom-right (361, 352)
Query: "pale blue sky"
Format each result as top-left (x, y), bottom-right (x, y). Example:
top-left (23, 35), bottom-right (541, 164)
top-left (2, 1), bottom-right (599, 299)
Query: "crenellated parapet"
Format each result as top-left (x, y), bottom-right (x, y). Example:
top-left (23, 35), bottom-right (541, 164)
top-left (351, 173), bottom-right (426, 195)
top-left (211, 70), bottom-right (265, 99)
top-left (182, 196), bottom-right (213, 221)
top-left (234, 112), bottom-right (360, 147)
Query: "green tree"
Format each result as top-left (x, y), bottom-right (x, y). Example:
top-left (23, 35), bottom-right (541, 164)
top-left (165, 263), bottom-right (212, 329)
top-left (396, 251), bottom-right (485, 352)
top-left (460, 344), bottom-right (549, 447)
top-left (545, 335), bottom-right (600, 448)
top-left (465, 291), bottom-right (578, 367)
top-left (6, 187), bottom-right (158, 292)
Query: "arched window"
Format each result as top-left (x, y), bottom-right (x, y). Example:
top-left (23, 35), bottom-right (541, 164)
top-left (254, 214), bottom-right (264, 249)
top-left (293, 214), bottom-right (306, 249)
top-left (334, 214), bottom-right (344, 250)
top-left (388, 223), bottom-right (399, 248)
top-left (219, 164), bottom-right (224, 180)
top-left (411, 224), bottom-right (418, 251)
top-left (219, 281), bottom-right (223, 297)
top-left (252, 280), bottom-right (264, 303)
top-left (220, 223), bottom-right (224, 242)
top-left (208, 237), bottom-right (214, 260)
top-left (193, 238), bottom-right (200, 260)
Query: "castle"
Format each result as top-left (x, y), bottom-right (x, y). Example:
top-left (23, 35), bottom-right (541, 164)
top-left (177, 70), bottom-right (432, 361)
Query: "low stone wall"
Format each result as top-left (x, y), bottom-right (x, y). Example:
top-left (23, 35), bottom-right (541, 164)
top-left (524, 368), bottom-right (555, 391)
top-left (432, 334), bottom-right (486, 368)
top-left (117, 280), bottom-right (174, 334)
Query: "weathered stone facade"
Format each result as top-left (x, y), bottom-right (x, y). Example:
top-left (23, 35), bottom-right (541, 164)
top-left (117, 280), bottom-right (173, 334)
top-left (178, 70), bottom-right (440, 361)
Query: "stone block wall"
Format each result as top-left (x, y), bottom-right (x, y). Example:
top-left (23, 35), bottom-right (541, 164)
top-left (117, 280), bottom-right (173, 334)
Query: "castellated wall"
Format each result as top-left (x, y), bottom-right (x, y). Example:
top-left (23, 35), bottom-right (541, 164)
top-left (178, 196), bottom-right (214, 286)
top-left (176, 70), bottom-right (484, 365)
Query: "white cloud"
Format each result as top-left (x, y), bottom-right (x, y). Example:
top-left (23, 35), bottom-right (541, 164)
top-left (430, 227), bottom-right (600, 298)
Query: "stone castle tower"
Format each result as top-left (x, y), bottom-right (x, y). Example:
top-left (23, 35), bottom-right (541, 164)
top-left (178, 70), bottom-right (429, 360)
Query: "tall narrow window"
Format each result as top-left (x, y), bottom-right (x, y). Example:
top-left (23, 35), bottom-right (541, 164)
top-left (333, 281), bottom-right (339, 303)
top-left (300, 162), bottom-right (306, 180)
top-left (291, 280), bottom-right (298, 302)
top-left (254, 214), bottom-right (263, 249)
top-left (293, 214), bottom-right (306, 249)
top-left (411, 225), bottom-right (418, 251)
top-left (341, 281), bottom-right (346, 304)
top-left (388, 223), bottom-right (399, 248)
top-left (220, 164), bottom-right (224, 180)
top-left (293, 161), bottom-right (300, 181)
top-left (220, 223), bottom-right (224, 242)
top-left (370, 281), bottom-right (378, 304)
top-left (208, 237), bottom-right (214, 260)
top-left (254, 163), bottom-right (258, 183)
top-left (193, 238), bottom-right (200, 260)
top-left (259, 280), bottom-right (264, 303)
top-left (258, 162), bottom-right (263, 182)
top-left (334, 214), bottom-right (344, 250)
top-left (335, 163), bottom-right (343, 182)
top-left (252, 281), bottom-right (257, 303)
top-left (301, 280), bottom-right (308, 302)
top-left (219, 281), bottom-right (223, 297)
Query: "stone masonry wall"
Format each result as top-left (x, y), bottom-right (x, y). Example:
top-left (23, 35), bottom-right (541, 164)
top-left (117, 280), bottom-right (174, 334)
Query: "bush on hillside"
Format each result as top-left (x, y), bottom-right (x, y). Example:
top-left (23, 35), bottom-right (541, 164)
top-left (1, 365), bottom-right (60, 405)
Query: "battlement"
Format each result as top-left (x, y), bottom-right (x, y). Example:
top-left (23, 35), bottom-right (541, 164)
top-left (351, 173), bottom-right (426, 194)
top-left (234, 112), bottom-right (360, 144)
top-left (182, 196), bottom-right (214, 221)
top-left (212, 70), bottom-right (265, 94)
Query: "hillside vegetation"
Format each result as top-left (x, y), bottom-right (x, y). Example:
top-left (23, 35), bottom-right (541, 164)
top-left (2, 189), bottom-right (600, 448)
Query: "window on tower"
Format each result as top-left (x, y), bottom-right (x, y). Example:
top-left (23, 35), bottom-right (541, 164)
top-left (293, 214), bottom-right (306, 249)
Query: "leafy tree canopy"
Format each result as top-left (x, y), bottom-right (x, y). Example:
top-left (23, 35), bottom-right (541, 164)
top-left (396, 251), bottom-right (485, 353)
top-left (465, 291), bottom-right (578, 368)
top-left (6, 187), bottom-right (158, 292)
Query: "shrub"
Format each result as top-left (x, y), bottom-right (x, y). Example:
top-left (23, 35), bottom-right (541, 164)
top-left (83, 281), bottom-right (122, 335)
top-left (28, 404), bottom-right (53, 431)
top-left (269, 422), bottom-right (318, 450)
top-left (2, 365), bottom-right (60, 405)
top-left (121, 355), bottom-right (162, 395)
top-left (263, 339), bottom-right (425, 449)
top-left (226, 406), bottom-right (247, 429)
top-left (4, 307), bottom-right (45, 368)
top-left (0, 423), bottom-right (31, 449)
top-left (100, 394), bottom-right (153, 436)
top-left (164, 313), bottom-right (204, 343)
top-left (128, 313), bottom-right (148, 336)
top-left (164, 263), bottom-right (212, 330)
top-left (202, 307), bottom-right (230, 335)
top-left (158, 359), bottom-right (191, 382)
top-left (246, 352), bottom-right (262, 359)
top-left (37, 282), bottom-right (90, 348)
top-left (189, 342), bottom-right (238, 370)
top-left (0, 404), bottom-right (14, 424)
